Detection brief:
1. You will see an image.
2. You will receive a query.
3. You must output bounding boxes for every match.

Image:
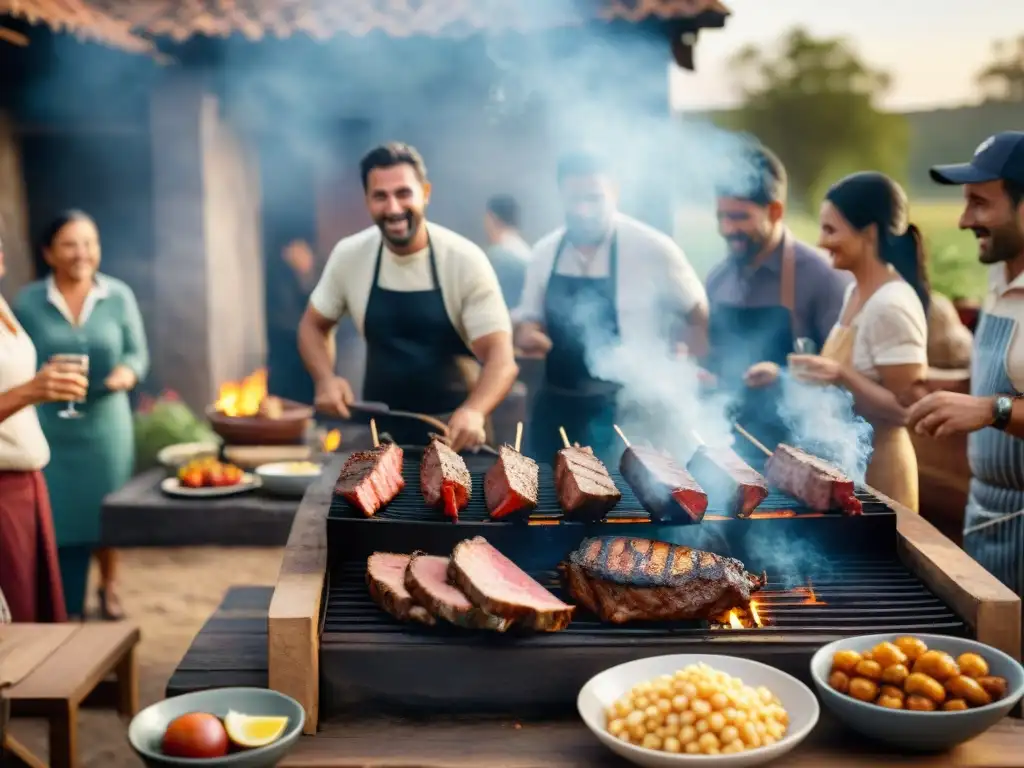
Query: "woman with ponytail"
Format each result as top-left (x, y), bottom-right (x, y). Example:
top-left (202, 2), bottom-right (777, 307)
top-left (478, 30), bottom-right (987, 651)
top-left (779, 172), bottom-right (928, 511)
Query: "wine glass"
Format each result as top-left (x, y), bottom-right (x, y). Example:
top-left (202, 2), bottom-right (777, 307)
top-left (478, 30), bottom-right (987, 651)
top-left (51, 353), bottom-right (89, 419)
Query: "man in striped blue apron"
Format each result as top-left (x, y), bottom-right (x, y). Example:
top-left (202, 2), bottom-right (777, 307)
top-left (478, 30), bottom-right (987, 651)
top-left (908, 132), bottom-right (1024, 599)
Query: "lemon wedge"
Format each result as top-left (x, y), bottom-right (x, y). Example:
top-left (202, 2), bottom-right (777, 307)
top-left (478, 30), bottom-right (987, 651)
top-left (223, 710), bottom-right (288, 749)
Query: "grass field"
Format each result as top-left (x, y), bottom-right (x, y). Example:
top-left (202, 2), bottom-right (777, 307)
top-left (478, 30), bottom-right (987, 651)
top-left (675, 199), bottom-right (987, 301)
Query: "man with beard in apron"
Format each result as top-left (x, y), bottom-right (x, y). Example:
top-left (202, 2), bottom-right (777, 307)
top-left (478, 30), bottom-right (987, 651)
top-left (299, 143), bottom-right (518, 450)
top-left (513, 150), bottom-right (708, 465)
top-left (909, 132), bottom-right (1024, 604)
top-left (706, 144), bottom-right (850, 449)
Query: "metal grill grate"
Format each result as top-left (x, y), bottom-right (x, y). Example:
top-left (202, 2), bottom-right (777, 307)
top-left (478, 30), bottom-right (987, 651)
top-left (323, 559), bottom-right (967, 639)
top-left (326, 458), bottom-right (893, 525)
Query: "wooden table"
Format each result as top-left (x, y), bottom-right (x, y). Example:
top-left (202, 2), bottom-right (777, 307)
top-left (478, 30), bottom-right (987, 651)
top-left (100, 468), bottom-right (301, 547)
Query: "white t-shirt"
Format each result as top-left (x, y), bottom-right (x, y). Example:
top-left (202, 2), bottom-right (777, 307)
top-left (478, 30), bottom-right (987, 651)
top-left (983, 263), bottom-right (1024, 391)
top-left (0, 295), bottom-right (49, 471)
top-left (512, 213), bottom-right (707, 348)
top-left (309, 222), bottom-right (512, 347)
top-left (832, 281), bottom-right (928, 381)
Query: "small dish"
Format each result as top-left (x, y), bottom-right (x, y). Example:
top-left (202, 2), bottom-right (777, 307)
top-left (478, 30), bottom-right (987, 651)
top-left (255, 461), bottom-right (323, 498)
top-left (160, 474), bottom-right (260, 498)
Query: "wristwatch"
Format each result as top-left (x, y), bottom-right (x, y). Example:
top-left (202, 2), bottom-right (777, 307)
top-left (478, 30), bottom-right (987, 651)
top-left (992, 396), bottom-right (1015, 431)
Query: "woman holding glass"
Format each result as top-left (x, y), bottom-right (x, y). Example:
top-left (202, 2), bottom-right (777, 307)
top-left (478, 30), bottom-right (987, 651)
top-left (0, 223), bottom-right (89, 622)
top-left (14, 211), bottom-right (149, 619)
top-left (745, 173), bottom-right (928, 511)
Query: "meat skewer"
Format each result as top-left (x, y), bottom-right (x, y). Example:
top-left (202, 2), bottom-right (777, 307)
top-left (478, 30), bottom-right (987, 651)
top-left (484, 421), bottom-right (539, 520)
top-left (614, 425), bottom-right (708, 524)
top-left (736, 423), bottom-right (863, 515)
top-left (420, 437), bottom-right (472, 521)
top-left (553, 426), bottom-right (621, 522)
top-left (686, 430), bottom-right (768, 518)
top-left (336, 419), bottom-right (405, 517)
top-left (565, 536), bottom-right (766, 624)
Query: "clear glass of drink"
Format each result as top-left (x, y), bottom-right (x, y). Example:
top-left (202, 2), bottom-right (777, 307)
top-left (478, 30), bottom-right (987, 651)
top-left (51, 353), bottom-right (89, 419)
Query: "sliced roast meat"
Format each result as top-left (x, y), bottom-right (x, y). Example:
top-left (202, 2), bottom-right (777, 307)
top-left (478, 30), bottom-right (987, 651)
top-left (565, 536), bottom-right (765, 624)
top-left (687, 444), bottom-right (768, 517)
top-left (337, 443), bottom-right (405, 517)
top-left (420, 439), bottom-right (471, 521)
top-left (404, 553), bottom-right (511, 630)
top-left (484, 445), bottom-right (539, 520)
top-left (764, 443), bottom-right (862, 515)
top-left (554, 445), bottom-right (621, 522)
top-left (448, 536), bottom-right (574, 631)
top-left (365, 552), bottom-right (433, 625)
top-left (620, 445), bottom-right (707, 524)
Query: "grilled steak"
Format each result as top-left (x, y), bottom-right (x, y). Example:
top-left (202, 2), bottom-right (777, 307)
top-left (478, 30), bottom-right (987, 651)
top-left (765, 443), bottom-right (862, 515)
top-left (448, 536), bottom-right (574, 631)
top-left (484, 445), bottom-right (539, 520)
top-left (337, 443), bottom-right (405, 517)
top-left (565, 536), bottom-right (765, 624)
top-left (366, 553), bottom-right (434, 625)
top-left (420, 439), bottom-right (471, 521)
top-left (554, 445), bottom-right (621, 522)
top-left (404, 553), bottom-right (511, 630)
top-left (687, 444), bottom-right (768, 518)
top-left (620, 445), bottom-right (707, 523)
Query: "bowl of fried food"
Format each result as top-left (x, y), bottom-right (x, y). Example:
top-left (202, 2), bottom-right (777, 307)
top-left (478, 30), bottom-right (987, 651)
top-left (811, 633), bottom-right (1024, 751)
top-left (578, 655), bottom-right (819, 767)
top-left (255, 461), bottom-right (323, 498)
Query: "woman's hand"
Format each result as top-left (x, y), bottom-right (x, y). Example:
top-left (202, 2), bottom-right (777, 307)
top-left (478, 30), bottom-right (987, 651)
top-left (104, 364), bottom-right (138, 392)
top-left (27, 362), bottom-right (89, 404)
top-left (744, 361), bottom-right (781, 388)
top-left (788, 354), bottom-right (844, 385)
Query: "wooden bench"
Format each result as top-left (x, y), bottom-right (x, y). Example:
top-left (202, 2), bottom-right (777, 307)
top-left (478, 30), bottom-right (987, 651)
top-left (166, 586), bottom-right (272, 699)
top-left (2, 623), bottom-right (140, 768)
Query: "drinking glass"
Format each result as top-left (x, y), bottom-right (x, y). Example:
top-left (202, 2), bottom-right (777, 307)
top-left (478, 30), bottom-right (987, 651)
top-left (793, 337), bottom-right (818, 355)
top-left (51, 353), bottom-right (89, 419)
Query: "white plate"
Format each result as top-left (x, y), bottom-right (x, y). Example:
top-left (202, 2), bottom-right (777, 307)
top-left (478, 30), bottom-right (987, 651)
top-left (160, 474), bottom-right (260, 498)
top-left (578, 654), bottom-right (820, 768)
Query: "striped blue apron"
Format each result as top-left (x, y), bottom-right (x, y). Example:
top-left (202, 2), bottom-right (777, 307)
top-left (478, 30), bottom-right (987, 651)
top-left (963, 312), bottom-right (1024, 598)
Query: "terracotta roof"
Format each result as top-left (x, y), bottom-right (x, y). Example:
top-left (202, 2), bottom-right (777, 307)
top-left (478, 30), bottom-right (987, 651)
top-left (0, 0), bottom-right (154, 51)
top-left (15, 0), bottom-right (728, 46)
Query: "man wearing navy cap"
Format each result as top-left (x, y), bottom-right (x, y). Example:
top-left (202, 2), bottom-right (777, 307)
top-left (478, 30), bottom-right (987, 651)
top-left (908, 131), bottom-right (1024, 597)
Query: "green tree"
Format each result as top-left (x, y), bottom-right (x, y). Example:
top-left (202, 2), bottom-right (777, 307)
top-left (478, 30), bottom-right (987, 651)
top-left (724, 27), bottom-right (908, 206)
top-left (977, 36), bottom-right (1024, 102)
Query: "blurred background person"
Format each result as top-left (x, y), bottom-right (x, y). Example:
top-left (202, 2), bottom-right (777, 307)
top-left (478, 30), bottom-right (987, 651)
top-left (267, 238), bottom-right (318, 404)
top-left (0, 221), bottom-right (87, 622)
top-left (14, 210), bottom-right (149, 621)
top-left (483, 194), bottom-right (531, 310)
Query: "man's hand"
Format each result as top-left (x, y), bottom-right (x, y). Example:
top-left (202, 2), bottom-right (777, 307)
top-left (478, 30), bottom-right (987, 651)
top-left (744, 361), bottom-right (781, 389)
top-left (788, 354), bottom-right (842, 385)
top-left (314, 375), bottom-right (355, 418)
top-left (516, 326), bottom-right (552, 357)
top-left (447, 407), bottom-right (486, 452)
top-left (104, 364), bottom-right (137, 392)
top-left (907, 392), bottom-right (994, 438)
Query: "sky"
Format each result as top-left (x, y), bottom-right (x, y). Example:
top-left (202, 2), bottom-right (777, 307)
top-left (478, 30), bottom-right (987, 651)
top-left (670, 0), bottom-right (1024, 112)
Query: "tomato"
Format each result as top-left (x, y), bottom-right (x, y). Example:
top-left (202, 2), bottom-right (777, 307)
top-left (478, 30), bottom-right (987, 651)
top-left (161, 713), bottom-right (229, 758)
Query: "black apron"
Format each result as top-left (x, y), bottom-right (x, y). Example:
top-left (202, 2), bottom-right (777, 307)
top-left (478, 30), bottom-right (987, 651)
top-left (527, 232), bottom-right (623, 466)
top-left (362, 236), bottom-right (472, 446)
top-left (707, 235), bottom-right (797, 452)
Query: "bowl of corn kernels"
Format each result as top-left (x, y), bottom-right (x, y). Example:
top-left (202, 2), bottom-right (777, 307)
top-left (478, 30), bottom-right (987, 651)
top-left (577, 655), bottom-right (820, 768)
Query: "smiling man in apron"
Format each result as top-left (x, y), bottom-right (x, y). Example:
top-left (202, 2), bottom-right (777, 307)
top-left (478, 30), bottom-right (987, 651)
top-left (908, 132), bottom-right (1024, 600)
top-left (298, 143), bottom-right (518, 451)
top-left (513, 150), bottom-right (708, 464)
top-left (706, 144), bottom-right (850, 449)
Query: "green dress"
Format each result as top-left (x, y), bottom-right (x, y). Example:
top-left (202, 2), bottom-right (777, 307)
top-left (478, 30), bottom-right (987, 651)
top-left (13, 275), bottom-right (149, 612)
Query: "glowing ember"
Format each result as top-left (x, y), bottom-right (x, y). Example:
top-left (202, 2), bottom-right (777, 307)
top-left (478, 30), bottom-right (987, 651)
top-left (728, 611), bottom-right (743, 629)
top-left (323, 430), bottom-right (341, 452)
top-left (749, 600), bottom-right (762, 626)
top-left (214, 369), bottom-right (268, 417)
top-left (720, 601), bottom-right (764, 629)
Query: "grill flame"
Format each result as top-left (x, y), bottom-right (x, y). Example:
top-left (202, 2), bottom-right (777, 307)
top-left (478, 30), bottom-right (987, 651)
top-left (214, 369), bottom-right (268, 417)
top-left (722, 600), bottom-right (764, 629)
top-left (323, 429), bottom-right (341, 452)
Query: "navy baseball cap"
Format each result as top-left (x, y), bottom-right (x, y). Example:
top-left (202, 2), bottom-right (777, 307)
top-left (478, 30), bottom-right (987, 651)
top-left (930, 131), bottom-right (1024, 186)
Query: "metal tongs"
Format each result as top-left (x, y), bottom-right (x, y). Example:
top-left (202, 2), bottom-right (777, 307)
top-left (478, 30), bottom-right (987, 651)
top-left (343, 401), bottom-right (499, 456)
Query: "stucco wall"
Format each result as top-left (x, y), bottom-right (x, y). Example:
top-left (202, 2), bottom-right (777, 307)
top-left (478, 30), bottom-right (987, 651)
top-left (0, 112), bottom-right (33, 294)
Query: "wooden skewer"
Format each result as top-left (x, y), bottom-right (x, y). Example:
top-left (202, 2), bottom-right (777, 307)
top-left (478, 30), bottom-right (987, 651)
top-left (612, 424), bottom-right (631, 448)
top-left (370, 418), bottom-right (379, 448)
top-left (558, 426), bottom-right (570, 449)
top-left (735, 423), bottom-right (771, 457)
top-left (691, 429), bottom-right (706, 447)
top-left (514, 421), bottom-right (523, 453)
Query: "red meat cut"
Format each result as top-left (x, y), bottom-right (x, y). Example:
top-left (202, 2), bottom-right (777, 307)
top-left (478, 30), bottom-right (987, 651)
top-left (764, 444), bottom-right (862, 514)
top-left (687, 444), bottom-right (769, 517)
top-left (620, 445), bottom-right (707, 523)
top-left (420, 439), bottom-right (471, 521)
top-left (336, 443), bottom-right (405, 517)
top-left (484, 445), bottom-right (539, 520)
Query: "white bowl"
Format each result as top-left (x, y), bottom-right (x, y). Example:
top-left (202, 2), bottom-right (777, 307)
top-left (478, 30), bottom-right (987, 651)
top-left (255, 461), bottom-right (323, 498)
top-left (810, 633), bottom-right (1024, 752)
top-left (578, 654), bottom-right (820, 768)
top-left (157, 441), bottom-right (220, 471)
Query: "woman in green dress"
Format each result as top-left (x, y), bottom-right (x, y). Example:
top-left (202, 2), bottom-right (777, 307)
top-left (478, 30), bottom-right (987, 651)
top-left (14, 211), bottom-right (149, 620)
